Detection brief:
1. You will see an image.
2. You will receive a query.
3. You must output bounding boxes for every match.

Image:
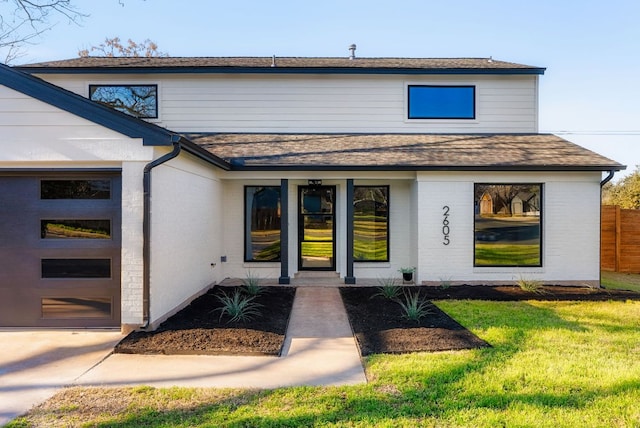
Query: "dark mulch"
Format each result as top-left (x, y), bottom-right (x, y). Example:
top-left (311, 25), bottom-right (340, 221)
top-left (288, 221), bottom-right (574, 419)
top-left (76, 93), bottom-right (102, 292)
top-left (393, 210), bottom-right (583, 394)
top-left (115, 284), bottom-right (640, 357)
top-left (418, 284), bottom-right (640, 301)
top-left (115, 286), bottom-right (296, 356)
top-left (340, 287), bottom-right (490, 356)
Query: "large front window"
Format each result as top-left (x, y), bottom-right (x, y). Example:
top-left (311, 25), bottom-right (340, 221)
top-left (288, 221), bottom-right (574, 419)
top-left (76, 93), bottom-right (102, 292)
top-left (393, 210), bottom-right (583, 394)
top-left (245, 186), bottom-right (281, 262)
top-left (474, 184), bottom-right (542, 267)
top-left (353, 186), bottom-right (389, 262)
top-left (89, 84), bottom-right (158, 118)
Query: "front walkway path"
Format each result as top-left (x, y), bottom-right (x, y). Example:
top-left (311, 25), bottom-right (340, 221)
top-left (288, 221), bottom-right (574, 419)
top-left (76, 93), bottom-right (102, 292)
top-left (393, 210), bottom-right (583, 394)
top-left (74, 287), bottom-right (367, 389)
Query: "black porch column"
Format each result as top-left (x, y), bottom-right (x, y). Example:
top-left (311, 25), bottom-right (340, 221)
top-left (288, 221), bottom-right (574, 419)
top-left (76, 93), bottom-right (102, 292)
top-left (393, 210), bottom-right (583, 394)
top-left (278, 179), bottom-right (290, 284)
top-left (345, 179), bottom-right (356, 284)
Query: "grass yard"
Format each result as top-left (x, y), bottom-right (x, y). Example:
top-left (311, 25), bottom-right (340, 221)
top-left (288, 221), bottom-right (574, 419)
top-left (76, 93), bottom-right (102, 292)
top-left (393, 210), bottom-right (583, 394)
top-left (601, 271), bottom-right (640, 292)
top-left (10, 299), bottom-right (640, 427)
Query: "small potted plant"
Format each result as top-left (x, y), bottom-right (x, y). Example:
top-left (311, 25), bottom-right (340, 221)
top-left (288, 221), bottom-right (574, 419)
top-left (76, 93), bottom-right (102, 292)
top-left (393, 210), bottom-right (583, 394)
top-left (399, 266), bottom-right (416, 283)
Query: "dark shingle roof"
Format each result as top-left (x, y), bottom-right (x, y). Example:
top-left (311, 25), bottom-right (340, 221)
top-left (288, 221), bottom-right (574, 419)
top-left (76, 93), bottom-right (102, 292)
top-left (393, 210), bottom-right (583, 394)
top-left (185, 133), bottom-right (623, 171)
top-left (17, 57), bottom-right (545, 75)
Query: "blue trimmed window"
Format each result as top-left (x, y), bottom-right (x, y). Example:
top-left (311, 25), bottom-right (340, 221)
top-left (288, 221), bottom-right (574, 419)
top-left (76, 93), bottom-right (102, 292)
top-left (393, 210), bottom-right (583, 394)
top-left (408, 85), bottom-right (475, 119)
top-left (89, 84), bottom-right (158, 118)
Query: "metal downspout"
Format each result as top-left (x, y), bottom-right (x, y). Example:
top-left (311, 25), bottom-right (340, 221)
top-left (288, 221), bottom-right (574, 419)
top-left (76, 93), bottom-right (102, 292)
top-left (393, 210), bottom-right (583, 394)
top-left (600, 170), bottom-right (616, 187)
top-left (599, 169), bottom-right (617, 289)
top-left (141, 136), bottom-right (182, 328)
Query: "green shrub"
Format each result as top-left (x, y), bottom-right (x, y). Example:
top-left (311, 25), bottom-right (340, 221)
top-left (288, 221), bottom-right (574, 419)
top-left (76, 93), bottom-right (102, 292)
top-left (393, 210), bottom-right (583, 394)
top-left (242, 270), bottom-right (264, 296)
top-left (214, 289), bottom-right (263, 323)
top-left (516, 276), bottom-right (545, 294)
top-left (373, 277), bottom-right (401, 300)
top-left (398, 290), bottom-right (432, 323)
top-left (439, 277), bottom-right (452, 290)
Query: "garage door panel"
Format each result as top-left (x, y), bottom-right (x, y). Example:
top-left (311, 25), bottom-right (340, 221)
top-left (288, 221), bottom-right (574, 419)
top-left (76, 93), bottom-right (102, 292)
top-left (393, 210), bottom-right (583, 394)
top-left (0, 173), bottom-right (121, 327)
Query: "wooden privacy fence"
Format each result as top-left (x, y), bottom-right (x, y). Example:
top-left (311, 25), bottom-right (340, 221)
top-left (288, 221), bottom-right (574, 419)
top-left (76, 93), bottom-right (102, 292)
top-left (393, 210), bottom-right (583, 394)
top-left (601, 205), bottom-right (640, 273)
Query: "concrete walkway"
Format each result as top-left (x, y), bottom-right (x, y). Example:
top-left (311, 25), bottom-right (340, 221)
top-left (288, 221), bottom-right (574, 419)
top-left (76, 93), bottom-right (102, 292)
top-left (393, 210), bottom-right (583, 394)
top-left (74, 287), bottom-right (367, 388)
top-left (0, 329), bottom-right (123, 426)
top-left (0, 288), bottom-right (366, 424)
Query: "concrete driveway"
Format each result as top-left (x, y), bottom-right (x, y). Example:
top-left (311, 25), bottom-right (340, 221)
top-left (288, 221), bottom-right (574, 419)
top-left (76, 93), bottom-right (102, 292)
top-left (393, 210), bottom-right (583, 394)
top-left (0, 329), bottom-right (122, 425)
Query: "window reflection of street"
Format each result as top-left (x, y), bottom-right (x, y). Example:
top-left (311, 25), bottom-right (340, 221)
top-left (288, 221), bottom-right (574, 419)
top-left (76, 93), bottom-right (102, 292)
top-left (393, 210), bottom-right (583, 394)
top-left (300, 186), bottom-right (335, 269)
top-left (474, 183), bottom-right (542, 266)
top-left (246, 186), bottom-right (281, 261)
top-left (475, 216), bottom-right (540, 244)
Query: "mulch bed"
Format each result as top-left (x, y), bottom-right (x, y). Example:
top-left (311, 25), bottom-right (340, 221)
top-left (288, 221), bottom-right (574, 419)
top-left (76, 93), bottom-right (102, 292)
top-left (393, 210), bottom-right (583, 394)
top-left (114, 284), bottom-right (640, 357)
top-left (340, 287), bottom-right (490, 356)
top-left (115, 286), bottom-right (296, 356)
top-left (417, 284), bottom-right (640, 301)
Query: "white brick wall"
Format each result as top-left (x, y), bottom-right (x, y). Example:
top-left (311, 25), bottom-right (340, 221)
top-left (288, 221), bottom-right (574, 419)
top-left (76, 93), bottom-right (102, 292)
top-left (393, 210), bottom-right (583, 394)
top-left (120, 162), bottom-right (146, 324)
top-left (414, 171), bottom-right (602, 285)
top-left (148, 150), bottom-right (224, 326)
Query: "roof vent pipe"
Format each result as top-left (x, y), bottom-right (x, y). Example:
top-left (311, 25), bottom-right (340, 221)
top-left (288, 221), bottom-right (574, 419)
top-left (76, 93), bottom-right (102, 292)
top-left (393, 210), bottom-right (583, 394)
top-left (271, 55), bottom-right (276, 67)
top-left (349, 44), bottom-right (356, 60)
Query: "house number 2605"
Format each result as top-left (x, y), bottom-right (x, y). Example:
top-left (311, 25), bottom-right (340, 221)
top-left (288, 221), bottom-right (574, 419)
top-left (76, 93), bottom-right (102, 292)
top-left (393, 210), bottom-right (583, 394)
top-left (442, 205), bottom-right (451, 245)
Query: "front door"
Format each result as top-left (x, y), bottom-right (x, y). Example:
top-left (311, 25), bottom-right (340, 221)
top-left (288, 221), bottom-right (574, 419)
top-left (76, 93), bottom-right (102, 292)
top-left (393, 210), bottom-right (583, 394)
top-left (299, 186), bottom-right (336, 270)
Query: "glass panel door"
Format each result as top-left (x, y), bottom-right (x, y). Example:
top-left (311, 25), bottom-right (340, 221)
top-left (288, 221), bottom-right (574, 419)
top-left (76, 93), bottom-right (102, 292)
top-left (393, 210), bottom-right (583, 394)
top-left (299, 186), bottom-right (335, 270)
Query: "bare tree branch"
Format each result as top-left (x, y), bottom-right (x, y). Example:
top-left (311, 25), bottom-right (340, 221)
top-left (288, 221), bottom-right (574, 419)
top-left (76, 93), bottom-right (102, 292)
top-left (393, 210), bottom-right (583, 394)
top-left (0, 0), bottom-right (86, 63)
top-left (79, 36), bottom-right (167, 58)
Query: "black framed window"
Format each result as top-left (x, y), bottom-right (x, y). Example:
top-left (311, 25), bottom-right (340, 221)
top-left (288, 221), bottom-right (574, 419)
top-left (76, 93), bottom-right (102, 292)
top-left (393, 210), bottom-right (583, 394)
top-left (245, 186), bottom-right (281, 262)
top-left (41, 179), bottom-right (111, 199)
top-left (42, 297), bottom-right (112, 319)
top-left (89, 84), bottom-right (158, 118)
top-left (474, 184), bottom-right (542, 267)
top-left (41, 220), bottom-right (111, 239)
top-left (41, 259), bottom-right (112, 278)
top-left (353, 186), bottom-right (389, 262)
top-left (408, 85), bottom-right (475, 119)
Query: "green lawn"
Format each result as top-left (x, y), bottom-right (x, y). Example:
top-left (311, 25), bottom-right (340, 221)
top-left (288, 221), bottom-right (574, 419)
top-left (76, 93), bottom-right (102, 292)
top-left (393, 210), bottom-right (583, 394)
top-left (11, 299), bottom-right (640, 427)
top-left (601, 271), bottom-right (640, 292)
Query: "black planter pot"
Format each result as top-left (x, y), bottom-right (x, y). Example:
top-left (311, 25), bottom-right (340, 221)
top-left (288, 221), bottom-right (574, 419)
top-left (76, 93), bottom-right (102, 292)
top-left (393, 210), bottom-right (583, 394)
top-left (402, 272), bottom-right (413, 282)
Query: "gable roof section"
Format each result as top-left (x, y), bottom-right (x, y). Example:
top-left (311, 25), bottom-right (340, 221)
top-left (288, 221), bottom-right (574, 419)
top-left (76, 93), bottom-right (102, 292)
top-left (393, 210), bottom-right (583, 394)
top-left (0, 62), bottom-right (230, 169)
top-left (187, 133), bottom-right (624, 172)
top-left (17, 57), bottom-right (545, 75)
top-left (0, 62), bottom-right (176, 146)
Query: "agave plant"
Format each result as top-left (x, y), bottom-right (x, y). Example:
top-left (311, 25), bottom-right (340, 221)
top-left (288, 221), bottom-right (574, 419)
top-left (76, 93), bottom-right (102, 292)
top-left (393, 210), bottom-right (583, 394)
top-left (215, 289), bottom-right (263, 323)
top-left (397, 290), bottom-right (432, 323)
top-left (242, 270), bottom-right (265, 296)
top-left (373, 277), bottom-right (401, 300)
top-left (516, 276), bottom-right (546, 294)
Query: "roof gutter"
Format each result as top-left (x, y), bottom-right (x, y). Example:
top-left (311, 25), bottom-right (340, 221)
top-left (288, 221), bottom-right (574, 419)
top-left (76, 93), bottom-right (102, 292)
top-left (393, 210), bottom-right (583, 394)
top-left (141, 135), bottom-right (182, 329)
top-left (600, 169), bottom-right (617, 187)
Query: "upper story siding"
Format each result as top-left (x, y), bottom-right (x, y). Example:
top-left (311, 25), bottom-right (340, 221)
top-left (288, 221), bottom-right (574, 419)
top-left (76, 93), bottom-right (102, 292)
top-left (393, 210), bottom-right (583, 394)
top-left (33, 70), bottom-right (539, 134)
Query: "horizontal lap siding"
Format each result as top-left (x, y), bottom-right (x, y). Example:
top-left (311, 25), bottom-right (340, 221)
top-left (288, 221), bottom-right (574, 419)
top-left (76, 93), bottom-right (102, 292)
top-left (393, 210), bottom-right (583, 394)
top-left (35, 74), bottom-right (539, 134)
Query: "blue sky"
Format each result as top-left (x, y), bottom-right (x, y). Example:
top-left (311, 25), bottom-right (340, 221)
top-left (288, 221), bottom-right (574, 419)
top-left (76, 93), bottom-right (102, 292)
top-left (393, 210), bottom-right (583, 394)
top-left (15, 0), bottom-right (640, 180)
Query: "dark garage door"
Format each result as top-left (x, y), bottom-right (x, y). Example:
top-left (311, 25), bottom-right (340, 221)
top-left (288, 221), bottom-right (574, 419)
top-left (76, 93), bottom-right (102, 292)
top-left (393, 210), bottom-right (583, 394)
top-left (0, 172), bottom-right (121, 327)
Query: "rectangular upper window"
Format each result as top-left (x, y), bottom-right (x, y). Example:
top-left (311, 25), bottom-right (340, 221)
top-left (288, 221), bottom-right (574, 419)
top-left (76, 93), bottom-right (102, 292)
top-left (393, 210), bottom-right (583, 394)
top-left (408, 85), bottom-right (475, 119)
top-left (353, 186), bottom-right (389, 262)
top-left (89, 84), bottom-right (158, 118)
top-left (474, 184), bottom-right (542, 267)
top-left (245, 186), bottom-right (281, 262)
